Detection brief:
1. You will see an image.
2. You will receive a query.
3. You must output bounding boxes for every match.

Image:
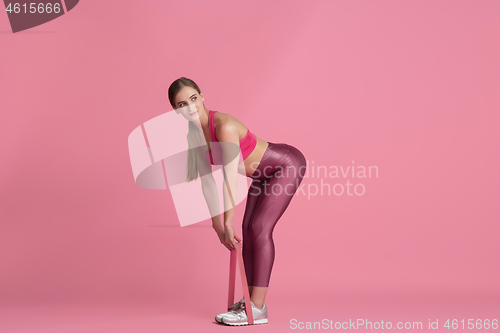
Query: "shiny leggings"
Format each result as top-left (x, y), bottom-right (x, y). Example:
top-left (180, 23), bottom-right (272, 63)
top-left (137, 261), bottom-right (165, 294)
top-left (242, 142), bottom-right (307, 287)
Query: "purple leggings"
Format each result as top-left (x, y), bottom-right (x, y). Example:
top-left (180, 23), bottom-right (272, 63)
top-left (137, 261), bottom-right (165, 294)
top-left (242, 142), bottom-right (307, 287)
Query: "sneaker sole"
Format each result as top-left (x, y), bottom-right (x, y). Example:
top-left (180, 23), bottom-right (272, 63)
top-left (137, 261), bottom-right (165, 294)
top-left (222, 318), bottom-right (268, 326)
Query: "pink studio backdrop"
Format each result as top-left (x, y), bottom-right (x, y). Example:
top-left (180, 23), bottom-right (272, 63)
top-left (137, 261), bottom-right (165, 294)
top-left (1, 0), bottom-right (499, 332)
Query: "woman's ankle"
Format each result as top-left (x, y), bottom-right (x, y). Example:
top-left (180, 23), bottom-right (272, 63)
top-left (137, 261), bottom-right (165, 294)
top-left (252, 302), bottom-right (264, 309)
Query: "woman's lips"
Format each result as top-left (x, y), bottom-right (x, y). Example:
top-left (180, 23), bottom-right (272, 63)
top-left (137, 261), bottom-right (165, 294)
top-left (189, 111), bottom-right (197, 115)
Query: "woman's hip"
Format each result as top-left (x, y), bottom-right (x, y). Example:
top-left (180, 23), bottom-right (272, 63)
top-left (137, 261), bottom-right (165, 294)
top-left (249, 142), bottom-right (306, 181)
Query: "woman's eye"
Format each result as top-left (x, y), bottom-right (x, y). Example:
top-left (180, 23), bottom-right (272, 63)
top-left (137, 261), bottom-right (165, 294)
top-left (192, 97), bottom-right (197, 101)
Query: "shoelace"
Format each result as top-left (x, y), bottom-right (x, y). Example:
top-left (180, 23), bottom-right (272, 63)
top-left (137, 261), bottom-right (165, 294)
top-left (229, 299), bottom-right (244, 312)
top-left (234, 302), bottom-right (248, 315)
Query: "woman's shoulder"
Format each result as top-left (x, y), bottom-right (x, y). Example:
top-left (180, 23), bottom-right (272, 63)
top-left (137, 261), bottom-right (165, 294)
top-left (213, 110), bottom-right (231, 121)
top-left (213, 111), bottom-right (240, 128)
top-left (213, 111), bottom-right (246, 138)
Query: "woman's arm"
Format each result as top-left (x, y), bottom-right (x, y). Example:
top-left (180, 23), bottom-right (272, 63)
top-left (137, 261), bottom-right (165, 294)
top-left (196, 144), bottom-right (239, 249)
top-left (195, 122), bottom-right (242, 249)
top-left (217, 121), bottom-right (241, 228)
top-left (195, 146), bottom-right (221, 226)
top-left (216, 121), bottom-right (243, 249)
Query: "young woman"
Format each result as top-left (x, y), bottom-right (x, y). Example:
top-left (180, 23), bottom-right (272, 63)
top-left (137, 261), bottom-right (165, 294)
top-left (168, 77), bottom-right (307, 326)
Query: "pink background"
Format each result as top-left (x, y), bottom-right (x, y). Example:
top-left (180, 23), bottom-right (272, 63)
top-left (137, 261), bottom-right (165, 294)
top-left (1, 0), bottom-right (499, 332)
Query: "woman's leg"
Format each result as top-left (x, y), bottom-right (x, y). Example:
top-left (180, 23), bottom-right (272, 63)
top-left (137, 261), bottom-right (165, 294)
top-left (242, 144), bottom-right (307, 308)
top-left (242, 177), bottom-right (271, 309)
top-left (242, 178), bottom-right (265, 294)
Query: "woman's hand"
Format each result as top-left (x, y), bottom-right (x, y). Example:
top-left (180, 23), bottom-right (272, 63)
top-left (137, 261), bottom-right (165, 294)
top-left (223, 225), bottom-right (242, 250)
top-left (213, 222), bottom-right (242, 250)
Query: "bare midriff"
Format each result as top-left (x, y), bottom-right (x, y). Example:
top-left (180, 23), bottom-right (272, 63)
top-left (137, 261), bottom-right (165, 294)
top-left (244, 136), bottom-right (268, 177)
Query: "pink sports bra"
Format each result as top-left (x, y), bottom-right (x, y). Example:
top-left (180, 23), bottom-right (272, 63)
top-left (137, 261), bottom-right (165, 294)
top-left (205, 110), bottom-right (257, 165)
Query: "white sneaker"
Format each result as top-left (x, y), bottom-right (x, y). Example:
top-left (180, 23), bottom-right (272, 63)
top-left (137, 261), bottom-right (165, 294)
top-left (221, 300), bottom-right (268, 326)
top-left (215, 298), bottom-right (245, 323)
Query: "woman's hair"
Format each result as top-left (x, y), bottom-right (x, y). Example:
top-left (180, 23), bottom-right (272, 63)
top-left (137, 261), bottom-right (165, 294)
top-left (168, 77), bottom-right (203, 183)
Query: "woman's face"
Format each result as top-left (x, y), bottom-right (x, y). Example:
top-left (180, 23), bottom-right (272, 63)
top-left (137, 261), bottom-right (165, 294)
top-left (173, 86), bottom-right (204, 120)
